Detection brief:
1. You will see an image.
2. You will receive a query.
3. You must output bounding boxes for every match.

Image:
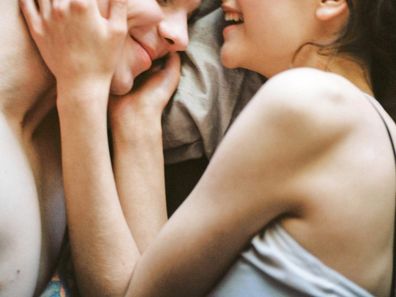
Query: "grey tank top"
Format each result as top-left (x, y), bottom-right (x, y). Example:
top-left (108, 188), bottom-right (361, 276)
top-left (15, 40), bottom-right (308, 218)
top-left (207, 224), bottom-right (374, 297)
top-left (207, 94), bottom-right (395, 297)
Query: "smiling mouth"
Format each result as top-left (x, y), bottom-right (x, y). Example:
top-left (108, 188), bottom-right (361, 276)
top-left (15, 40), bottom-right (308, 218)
top-left (224, 19), bottom-right (244, 27)
top-left (132, 37), bottom-right (155, 62)
top-left (223, 11), bottom-right (244, 27)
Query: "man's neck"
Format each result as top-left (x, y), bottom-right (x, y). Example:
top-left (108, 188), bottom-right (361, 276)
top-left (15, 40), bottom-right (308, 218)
top-left (0, 0), bottom-right (55, 137)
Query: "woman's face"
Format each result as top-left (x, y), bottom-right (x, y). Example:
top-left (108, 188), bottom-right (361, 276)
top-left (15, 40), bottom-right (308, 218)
top-left (220, 0), bottom-right (317, 77)
top-left (97, 0), bottom-right (201, 95)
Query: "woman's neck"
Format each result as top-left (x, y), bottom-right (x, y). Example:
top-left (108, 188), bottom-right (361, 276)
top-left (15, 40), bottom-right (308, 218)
top-left (324, 55), bottom-right (373, 96)
top-left (292, 45), bottom-right (373, 96)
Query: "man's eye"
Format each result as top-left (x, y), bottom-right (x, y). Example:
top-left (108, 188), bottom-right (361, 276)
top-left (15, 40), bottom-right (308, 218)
top-left (157, 0), bottom-right (170, 6)
top-left (188, 9), bottom-right (200, 24)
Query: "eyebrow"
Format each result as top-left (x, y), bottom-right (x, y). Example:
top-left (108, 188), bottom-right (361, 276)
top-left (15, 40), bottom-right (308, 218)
top-left (188, 8), bottom-right (200, 20)
top-left (187, 0), bottom-right (202, 21)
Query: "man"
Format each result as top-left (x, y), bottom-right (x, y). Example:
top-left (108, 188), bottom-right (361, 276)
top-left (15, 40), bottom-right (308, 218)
top-left (0, 1), bottom-right (65, 296)
top-left (0, 0), bottom-right (190, 295)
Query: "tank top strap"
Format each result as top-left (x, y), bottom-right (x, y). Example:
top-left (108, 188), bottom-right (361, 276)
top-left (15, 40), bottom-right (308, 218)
top-left (363, 94), bottom-right (396, 297)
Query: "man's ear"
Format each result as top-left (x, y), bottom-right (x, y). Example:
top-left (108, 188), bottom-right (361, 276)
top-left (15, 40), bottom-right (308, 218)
top-left (316, 0), bottom-right (348, 21)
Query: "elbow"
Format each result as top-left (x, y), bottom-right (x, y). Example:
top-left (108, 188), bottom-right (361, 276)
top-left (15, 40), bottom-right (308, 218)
top-left (76, 263), bottom-right (136, 297)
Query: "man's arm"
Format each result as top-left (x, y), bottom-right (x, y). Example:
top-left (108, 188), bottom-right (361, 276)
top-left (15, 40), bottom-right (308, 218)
top-left (20, 0), bottom-right (142, 296)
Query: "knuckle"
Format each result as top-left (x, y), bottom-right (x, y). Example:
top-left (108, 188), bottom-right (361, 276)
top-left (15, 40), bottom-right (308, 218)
top-left (32, 25), bottom-right (44, 37)
top-left (112, 0), bottom-right (127, 5)
top-left (69, 0), bottom-right (89, 13)
top-left (110, 0), bottom-right (127, 10)
top-left (51, 4), bottom-right (66, 19)
top-left (31, 25), bottom-right (46, 40)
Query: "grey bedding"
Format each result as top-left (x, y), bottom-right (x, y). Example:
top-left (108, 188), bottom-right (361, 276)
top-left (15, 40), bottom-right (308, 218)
top-left (162, 0), bottom-right (266, 164)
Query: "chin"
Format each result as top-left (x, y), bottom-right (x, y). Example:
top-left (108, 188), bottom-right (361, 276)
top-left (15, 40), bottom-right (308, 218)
top-left (110, 75), bottom-right (134, 96)
top-left (220, 47), bottom-right (240, 69)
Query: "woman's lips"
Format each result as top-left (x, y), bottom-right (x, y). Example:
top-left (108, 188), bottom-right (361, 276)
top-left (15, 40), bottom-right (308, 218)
top-left (223, 22), bottom-right (241, 38)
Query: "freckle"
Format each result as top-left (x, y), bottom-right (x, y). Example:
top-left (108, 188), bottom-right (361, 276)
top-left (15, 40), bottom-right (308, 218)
top-left (17, 270), bottom-right (20, 274)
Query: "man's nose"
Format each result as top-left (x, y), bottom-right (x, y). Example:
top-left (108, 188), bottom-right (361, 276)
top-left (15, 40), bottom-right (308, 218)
top-left (158, 12), bottom-right (189, 52)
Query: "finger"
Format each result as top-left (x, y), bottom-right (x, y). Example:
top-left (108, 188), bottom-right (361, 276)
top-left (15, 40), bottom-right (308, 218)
top-left (69, 0), bottom-right (90, 14)
top-left (159, 52), bottom-right (181, 94)
top-left (19, 0), bottom-right (44, 35)
top-left (162, 52), bottom-right (181, 85)
top-left (108, 0), bottom-right (127, 32)
top-left (139, 53), bottom-right (181, 98)
top-left (38, 0), bottom-right (52, 19)
top-left (52, 0), bottom-right (69, 19)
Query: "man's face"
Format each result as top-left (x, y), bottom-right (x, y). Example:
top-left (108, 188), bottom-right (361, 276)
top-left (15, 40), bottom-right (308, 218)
top-left (97, 0), bottom-right (201, 95)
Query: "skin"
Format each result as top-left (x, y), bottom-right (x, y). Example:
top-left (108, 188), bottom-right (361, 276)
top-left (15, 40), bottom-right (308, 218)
top-left (0, 0), bottom-right (197, 296)
top-left (20, 0), bottom-right (200, 296)
top-left (0, 1), bottom-right (64, 296)
top-left (20, 0), bottom-right (395, 297)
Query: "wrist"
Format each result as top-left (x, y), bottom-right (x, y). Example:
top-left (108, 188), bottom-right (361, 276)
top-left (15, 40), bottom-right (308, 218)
top-left (57, 74), bottom-right (111, 96)
top-left (56, 78), bottom-right (111, 111)
top-left (111, 115), bottom-right (163, 148)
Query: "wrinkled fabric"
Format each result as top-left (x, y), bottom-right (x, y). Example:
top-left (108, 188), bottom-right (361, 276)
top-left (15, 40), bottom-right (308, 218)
top-left (162, 1), bottom-right (266, 164)
top-left (208, 224), bottom-right (374, 297)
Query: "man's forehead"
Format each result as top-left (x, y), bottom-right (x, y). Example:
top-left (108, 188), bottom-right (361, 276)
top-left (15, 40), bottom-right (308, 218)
top-left (175, 0), bottom-right (202, 12)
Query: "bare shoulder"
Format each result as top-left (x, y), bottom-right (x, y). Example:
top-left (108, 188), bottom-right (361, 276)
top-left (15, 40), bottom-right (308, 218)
top-left (255, 68), bottom-right (362, 123)
top-left (260, 67), bottom-right (361, 100)
top-left (241, 68), bottom-right (364, 151)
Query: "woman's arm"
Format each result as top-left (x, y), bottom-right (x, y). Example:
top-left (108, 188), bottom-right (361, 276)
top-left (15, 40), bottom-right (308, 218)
top-left (109, 55), bottom-right (181, 252)
top-left (123, 71), bottom-right (355, 297)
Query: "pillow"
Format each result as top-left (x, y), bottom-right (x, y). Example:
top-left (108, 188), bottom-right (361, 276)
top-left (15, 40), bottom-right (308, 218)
top-left (162, 2), bottom-right (266, 164)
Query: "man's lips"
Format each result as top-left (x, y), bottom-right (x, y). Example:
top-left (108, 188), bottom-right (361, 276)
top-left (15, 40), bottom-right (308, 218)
top-left (132, 37), bottom-right (156, 62)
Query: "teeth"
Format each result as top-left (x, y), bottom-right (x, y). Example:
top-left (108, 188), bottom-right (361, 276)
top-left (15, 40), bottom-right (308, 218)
top-left (224, 12), bottom-right (244, 22)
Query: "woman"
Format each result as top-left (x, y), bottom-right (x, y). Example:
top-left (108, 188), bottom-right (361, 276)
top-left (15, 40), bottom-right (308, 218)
top-left (21, 0), bottom-right (395, 296)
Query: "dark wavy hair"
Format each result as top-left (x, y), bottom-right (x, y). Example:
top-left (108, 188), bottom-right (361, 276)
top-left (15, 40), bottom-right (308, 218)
top-left (294, 0), bottom-right (396, 117)
top-left (335, 0), bottom-right (396, 117)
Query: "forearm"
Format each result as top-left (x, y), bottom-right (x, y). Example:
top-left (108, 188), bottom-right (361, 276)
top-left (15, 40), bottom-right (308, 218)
top-left (111, 114), bottom-right (167, 252)
top-left (57, 83), bottom-right (139, 297)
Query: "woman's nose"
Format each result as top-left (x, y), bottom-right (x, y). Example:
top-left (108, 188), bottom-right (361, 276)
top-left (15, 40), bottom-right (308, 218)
top-left (158, 12), bottom-right (189, 52)
top-left (127, 0), bottom-right (164, 27)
